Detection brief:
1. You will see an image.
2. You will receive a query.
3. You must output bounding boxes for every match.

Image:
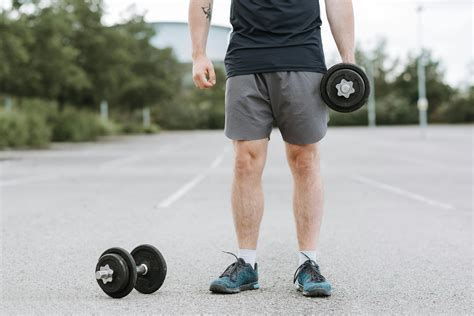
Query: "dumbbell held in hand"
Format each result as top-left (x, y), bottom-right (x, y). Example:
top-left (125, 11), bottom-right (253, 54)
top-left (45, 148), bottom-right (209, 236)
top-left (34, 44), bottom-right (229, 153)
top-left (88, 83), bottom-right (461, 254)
top-left (320, 63), bottom-right (370, 113)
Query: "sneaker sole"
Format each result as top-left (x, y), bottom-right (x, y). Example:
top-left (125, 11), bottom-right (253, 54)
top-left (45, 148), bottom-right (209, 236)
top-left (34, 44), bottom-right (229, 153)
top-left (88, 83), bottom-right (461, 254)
top-left (210, 281), bottom-right (260, 294)
top-left (295, 282), bottom-right (331, 297)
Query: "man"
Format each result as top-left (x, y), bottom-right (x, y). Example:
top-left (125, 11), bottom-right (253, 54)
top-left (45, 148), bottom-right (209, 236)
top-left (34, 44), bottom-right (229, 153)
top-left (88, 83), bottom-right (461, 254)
top-left (188, 0), bottom-right (355, 297)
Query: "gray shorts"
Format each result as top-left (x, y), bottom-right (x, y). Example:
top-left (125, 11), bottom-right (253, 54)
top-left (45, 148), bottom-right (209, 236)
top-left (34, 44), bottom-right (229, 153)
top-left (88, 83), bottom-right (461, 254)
top-left (224, 71), bottom-right (329, 145)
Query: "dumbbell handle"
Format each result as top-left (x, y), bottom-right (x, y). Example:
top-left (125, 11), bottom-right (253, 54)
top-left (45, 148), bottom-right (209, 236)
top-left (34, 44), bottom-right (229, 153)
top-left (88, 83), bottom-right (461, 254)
top-left (136, 263), bottom-right (148, 276)
top-left (96, 269), bottom-right (112, 279)
top-left (96, 263), bottom-right (148, 281)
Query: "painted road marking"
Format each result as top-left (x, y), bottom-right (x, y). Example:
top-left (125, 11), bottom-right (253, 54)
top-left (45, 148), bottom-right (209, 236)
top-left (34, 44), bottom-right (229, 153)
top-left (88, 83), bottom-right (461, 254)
top-left (157, 149), bottom-right (228, 208)
top-left (352, 174), bottom-right (455, 210)
top-left (0, 174), bottom-right (59, 188)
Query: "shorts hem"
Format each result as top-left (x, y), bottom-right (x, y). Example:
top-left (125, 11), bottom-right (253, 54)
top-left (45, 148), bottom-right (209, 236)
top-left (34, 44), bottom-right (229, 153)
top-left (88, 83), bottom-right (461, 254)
top-left (281, 128), bottom-right (328, 145)
top-left (225, 131), bottom-right (271, 142)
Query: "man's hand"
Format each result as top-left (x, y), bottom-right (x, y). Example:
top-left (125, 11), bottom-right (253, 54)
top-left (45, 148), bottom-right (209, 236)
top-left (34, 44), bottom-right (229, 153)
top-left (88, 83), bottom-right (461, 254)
top-left (189, 0), bottom-right (215, 89)
top-left (192, 55), bottom-right (216, 89)
top-left (341, 55), bottom-right (356, 64)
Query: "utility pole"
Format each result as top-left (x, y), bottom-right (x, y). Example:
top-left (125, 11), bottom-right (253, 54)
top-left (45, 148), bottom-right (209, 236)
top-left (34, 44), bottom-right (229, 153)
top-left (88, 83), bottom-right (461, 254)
top-left (366, 58), bottom-right (376, 127)
top-left (4, 96), bottom-right (13, 112)
top-left (142, 107), bottom-right (151, 129)
top-left (417, 5), bottom-right (428, 137)
top-left (100, 100), bottom-right (108, 121)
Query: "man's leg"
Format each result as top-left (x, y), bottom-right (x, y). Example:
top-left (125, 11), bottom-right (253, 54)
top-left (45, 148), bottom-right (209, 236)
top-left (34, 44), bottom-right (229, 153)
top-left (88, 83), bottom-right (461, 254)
top-left (211, 71), bottom-right (273, 293)
top-left (232, 139), bottom-right (268, 251)
top-left (263, 71), bottom-right (330, 296)
top-left (285, 142), bottom-right (324, 252)
top-left (285, 141), bottom-right (331, 297)
top-left (209, 139), bottom-right (267, 294)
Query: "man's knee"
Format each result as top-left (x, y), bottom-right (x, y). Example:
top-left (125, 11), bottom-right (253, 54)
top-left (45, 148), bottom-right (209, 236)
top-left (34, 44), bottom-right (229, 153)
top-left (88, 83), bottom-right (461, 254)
top-left (233, 140), bottom-right (267, 178)
top-left (286, 143), bottom-right (319, 176)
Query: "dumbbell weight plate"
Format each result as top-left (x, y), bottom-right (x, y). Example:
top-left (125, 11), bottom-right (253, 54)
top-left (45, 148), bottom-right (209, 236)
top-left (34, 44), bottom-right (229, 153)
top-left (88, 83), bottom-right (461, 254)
top-left (131, 244), bottom-right (167, 294)
top-left (96, 247), bottom-right (137, 298)
top-left (95, 254), bottom-right (129, 296)
top-left (321, 63), bottom-right (370, 113)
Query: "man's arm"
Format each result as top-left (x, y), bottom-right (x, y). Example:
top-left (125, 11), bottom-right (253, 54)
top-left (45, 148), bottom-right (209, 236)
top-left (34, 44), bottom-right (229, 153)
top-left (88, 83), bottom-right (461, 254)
top-left (189, 0), bottom-right (216, 89)
top-left (325, 0), bottom-right (355, 63)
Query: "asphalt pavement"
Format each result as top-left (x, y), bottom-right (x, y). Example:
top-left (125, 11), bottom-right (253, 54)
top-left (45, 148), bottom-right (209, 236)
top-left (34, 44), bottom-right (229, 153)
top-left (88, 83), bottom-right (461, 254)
top-left (0, 125), bottom-right (472, 314)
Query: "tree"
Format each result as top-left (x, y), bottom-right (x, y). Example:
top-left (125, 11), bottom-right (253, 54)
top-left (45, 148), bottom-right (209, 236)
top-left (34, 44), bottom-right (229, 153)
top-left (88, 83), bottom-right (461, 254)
top-left (27, 4), bottom-right (91, 106)
top-left (356, 38), bottom-right (396, 102)
top-left (0, 13), bottom-right (38, 98)
top-left (391, 52), bottom-right (455, 120)
top-left (1, 0), bottom-right (182, 114)
top-left (113, 17), bottom-right (182, 112)
top-left (432, 86), bottom-right (474, 123)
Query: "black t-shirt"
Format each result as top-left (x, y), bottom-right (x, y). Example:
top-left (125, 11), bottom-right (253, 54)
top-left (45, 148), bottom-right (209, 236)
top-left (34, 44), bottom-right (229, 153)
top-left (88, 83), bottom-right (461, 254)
top-left (224, 0), bottom-right (327, 78)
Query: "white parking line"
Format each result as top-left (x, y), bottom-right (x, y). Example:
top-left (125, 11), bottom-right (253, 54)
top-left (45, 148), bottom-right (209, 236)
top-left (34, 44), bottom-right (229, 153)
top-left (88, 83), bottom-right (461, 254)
top-left (0, 174), bottom-right (60, 188)
top-left (157, 150), bottom-right (228, 208)
top-left (210, 155), bottom-right (224, 169)
top-left (352, 174), bottom-right (455, 210)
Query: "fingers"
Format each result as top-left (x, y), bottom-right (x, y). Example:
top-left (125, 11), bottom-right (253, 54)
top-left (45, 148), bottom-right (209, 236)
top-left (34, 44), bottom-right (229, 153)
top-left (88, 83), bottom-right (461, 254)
top-left (208, 66), bottom-right (216, 86)
top-left (193, 71), bottom-right (214, 89)
top-left (200, 73), bottom-right (214, 89)
top-left (192, 62), bottom-right (216, 89)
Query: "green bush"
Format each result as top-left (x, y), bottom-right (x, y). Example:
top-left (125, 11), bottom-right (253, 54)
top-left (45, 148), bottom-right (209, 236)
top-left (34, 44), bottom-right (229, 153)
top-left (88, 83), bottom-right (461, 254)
top-left (156, 100), bottom-right (201, 130)
top-left (52, 107), bottom-right (104, 142)
top-left (0, 111), bottom-right (29, 149)
top-left (122, 123), bottom-right (160, 134)
top-left (25, 113), bottom-right (51, 148)
top-left (375, 93), bottom-right (418, 125)
top-left (98, 119), bottom-right (121, 136)
top-left (431, 88), bottom-right (474, 123)
top-left (434, 101), bottom-right (474, 123)
top-left (0, 100), bottom-right (53, 149)
top-left (18, 98), bottom-right (58, 119)
top-left (327, 92), bottom-right (421, 126)
top-left (0, 98), bottom-right (128, 149)
top-left (17, 99), bottom-right (55, 147)
top-left (116, 108), bottom-right (161, 134)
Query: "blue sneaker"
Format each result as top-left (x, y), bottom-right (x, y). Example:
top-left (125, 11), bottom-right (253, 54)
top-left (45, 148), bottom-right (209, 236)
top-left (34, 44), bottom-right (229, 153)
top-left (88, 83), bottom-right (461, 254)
top-left (294, 258), bottom-right (332, 297)
top-left (209, 252), bottom-right (259, 294)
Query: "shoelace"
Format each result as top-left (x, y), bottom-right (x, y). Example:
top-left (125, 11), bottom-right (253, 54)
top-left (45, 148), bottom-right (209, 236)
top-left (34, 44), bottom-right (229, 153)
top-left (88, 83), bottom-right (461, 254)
top-left (293, 252), bottom-right (325, 284)
top-left (219, 251), bottom-right (244, 281)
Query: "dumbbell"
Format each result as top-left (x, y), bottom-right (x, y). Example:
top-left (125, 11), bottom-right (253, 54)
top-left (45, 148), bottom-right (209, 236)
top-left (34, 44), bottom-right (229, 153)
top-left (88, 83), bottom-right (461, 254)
top-left (95, 244), bottom-right (167, 298)
top-left (320, 63), bottom-right (370, 113)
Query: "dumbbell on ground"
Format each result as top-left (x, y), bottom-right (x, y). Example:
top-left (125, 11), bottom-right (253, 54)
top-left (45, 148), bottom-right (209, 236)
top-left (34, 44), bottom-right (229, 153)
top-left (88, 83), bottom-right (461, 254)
top-left (95, 244), bottom-right (167, 298)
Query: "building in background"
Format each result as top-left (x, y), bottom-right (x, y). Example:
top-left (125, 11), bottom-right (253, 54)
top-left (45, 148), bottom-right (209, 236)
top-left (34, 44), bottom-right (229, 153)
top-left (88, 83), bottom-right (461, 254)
top-left (150, 21), bottom-right (230, 63)
top-left (150, 22), bottom-right (230, 86)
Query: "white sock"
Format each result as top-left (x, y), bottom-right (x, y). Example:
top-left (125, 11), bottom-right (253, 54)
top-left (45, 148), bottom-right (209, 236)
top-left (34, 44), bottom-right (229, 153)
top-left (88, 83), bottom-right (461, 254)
top-left (298, 250), bottom-right (317, 266)
top-left (238, 249), bottom-right (257, 268)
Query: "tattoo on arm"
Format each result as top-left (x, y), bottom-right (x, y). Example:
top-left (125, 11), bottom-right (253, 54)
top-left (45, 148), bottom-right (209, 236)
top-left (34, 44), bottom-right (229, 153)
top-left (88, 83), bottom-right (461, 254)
top-left (201, 3), bottom-right (212, 21)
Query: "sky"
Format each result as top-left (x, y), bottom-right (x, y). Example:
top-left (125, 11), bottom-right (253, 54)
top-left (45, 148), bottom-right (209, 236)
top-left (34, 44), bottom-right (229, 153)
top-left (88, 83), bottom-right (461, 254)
top-left (100, 0), bottom-right (473, 86)
top-left (1, 0), bottom-right (472, 85)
